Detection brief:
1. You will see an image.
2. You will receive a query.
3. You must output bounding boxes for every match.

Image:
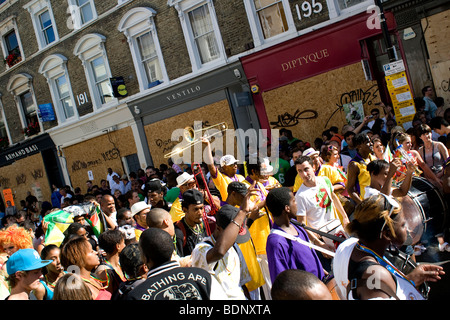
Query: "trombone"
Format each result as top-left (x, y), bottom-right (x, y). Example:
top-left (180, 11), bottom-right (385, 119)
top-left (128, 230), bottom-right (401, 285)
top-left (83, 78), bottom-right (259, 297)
top-left (164, 122), bottom-right (228, 159)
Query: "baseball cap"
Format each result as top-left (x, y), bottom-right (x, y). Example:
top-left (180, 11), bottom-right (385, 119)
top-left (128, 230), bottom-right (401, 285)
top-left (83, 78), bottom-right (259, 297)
top-left (176, 172), bottom-right (195, 187)
top-left (182, 189), bottom-right (204, 209)
top-left (215, 205), bottom-right (250, 244)
top-left (146, 179), bottom-right (164, 193)
top-left (303, 147), bottom-right (319, 157)
top-left (220, 155), bottom-right (238, 167)
top-left (6, 248), bottom-right (52, 275)
top-left (130, 201), bottom-right (151, 217)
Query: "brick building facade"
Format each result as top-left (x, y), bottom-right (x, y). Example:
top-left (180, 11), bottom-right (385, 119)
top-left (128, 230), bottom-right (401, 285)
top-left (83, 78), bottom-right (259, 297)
top-left (0, 0), bottom-right (447, 208)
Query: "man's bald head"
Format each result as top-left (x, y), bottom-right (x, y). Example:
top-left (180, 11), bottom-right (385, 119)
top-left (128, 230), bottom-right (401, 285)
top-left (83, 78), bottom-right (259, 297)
top-left (146, 208), bottom-right (170, 228)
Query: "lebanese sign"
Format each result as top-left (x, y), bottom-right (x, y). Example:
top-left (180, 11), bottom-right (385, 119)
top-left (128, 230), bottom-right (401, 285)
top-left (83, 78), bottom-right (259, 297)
top-left (0, 133), bottom-right (55, 166)
top-left (4, 144), bottom-right (39, 161)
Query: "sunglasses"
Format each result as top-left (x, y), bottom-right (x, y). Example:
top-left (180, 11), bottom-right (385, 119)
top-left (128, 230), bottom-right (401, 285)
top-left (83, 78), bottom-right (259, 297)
top-left (379, 193), bottom-right (400, 238)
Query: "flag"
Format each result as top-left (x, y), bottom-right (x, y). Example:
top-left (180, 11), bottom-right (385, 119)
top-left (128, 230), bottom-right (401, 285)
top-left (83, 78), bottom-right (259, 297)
top-left (384, 144), bottom-right (394, 162)
top-left (43, 210), bottom-right (74, 247)
top-left (87, 204), bottom-right (104, 237)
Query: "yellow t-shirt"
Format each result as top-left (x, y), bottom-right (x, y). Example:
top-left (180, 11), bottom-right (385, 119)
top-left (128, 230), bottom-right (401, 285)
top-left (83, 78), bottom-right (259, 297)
top-left (293, 164), bottom-right (346, 193)
top-left (169, 197), bottom-right (184, 223)
top-left (134, 228), bottom-right (143, 242)
top-left (351, 154), bottom-right (376, 199)
top-left (242, 179), bottom-right (271, 255)
top-left (211, 170), bottom-right (245, 201)
top-left (238, 239), bottom-right (265, 292)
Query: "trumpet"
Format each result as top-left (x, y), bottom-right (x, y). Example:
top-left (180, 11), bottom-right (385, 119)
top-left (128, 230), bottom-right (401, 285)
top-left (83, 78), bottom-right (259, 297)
top-left (164, 122), bottom-right (228, 159)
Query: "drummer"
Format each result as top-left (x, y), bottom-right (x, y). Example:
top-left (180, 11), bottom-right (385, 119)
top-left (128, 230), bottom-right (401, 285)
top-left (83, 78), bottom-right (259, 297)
top-left (333, 194), bottom-right (444, 300)
top-left (364, 158), bottom-right (415, 199)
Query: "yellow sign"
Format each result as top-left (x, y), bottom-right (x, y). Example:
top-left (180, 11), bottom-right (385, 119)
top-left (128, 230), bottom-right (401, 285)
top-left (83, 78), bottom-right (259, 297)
top-left (385, 72), bottom-right (415, 127)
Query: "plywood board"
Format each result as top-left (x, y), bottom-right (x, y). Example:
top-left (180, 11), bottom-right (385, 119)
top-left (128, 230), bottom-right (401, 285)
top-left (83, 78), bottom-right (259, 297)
top-left (145, 100), bottom-right (236, 167)
top-left (0, 152), bottom-right (51, 206)
top-left (63, 127), bottom-right (137, 193)
top-left (262, 62), bottom-right (381, 144)
top-left (421, 10), bottom-right (450, 65)
top-left (430, 60), bottom-right (450, 110)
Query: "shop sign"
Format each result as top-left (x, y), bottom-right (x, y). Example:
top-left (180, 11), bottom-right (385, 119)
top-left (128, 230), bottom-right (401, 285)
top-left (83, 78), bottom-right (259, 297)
top-left (4, 144), bottom-right (39, 161)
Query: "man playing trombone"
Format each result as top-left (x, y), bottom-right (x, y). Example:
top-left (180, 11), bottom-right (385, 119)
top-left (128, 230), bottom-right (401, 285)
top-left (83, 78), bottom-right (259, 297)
top-left (202, 137), bottom-right (246, 201)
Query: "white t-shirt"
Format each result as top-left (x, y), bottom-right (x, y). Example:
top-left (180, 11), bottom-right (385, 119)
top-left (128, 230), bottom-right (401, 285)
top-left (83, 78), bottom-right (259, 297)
top-left (191, 236), bottom-right (247, 300)
top-left (295, 176), bottom-right (337, 230)
top-left (364, 186), bottom-right (392, 199)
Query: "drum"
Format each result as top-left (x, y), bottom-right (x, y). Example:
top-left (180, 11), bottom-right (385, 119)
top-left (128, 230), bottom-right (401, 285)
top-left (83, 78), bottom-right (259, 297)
top-left (384, 247), bottom-right (430, 299)
top-left (399, 177), bottom-right (448, 245)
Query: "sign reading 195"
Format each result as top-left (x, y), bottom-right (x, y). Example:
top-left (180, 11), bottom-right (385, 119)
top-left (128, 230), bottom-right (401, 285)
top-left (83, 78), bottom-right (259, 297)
top-left (295, 0), bottom-right (323, 20)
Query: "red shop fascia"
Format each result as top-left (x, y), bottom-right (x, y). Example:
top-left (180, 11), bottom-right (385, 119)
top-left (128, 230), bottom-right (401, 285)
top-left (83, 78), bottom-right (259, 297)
top-left (240, 10), bottom-right (402, 133)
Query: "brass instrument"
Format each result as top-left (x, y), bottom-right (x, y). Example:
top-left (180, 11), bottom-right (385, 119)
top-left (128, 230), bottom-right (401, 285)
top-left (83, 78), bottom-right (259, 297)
top-left (164, 122), bottom-right (228, 159)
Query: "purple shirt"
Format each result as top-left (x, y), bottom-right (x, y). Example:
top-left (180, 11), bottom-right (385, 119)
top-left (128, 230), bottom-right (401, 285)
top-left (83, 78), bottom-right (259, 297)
top-left (266, 221), bottom-right (325, 282)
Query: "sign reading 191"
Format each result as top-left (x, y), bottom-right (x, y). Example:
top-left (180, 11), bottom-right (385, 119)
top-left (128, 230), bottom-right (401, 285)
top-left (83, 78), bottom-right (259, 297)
top-left (76, 92), bottom-right (89, 106)
top-left (295, 0), bottom-right (323, 20)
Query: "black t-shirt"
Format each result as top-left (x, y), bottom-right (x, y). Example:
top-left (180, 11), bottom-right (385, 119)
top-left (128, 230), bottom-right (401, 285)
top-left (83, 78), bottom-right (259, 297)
top-left (126, 261), bottom-right (212, 300)
top-left (175, 219), bottom-right (207, 257)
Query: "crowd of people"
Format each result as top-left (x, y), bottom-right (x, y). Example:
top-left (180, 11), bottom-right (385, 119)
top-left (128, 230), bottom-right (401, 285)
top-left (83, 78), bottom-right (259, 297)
top-left (0, 91), bottom-right (448, 301)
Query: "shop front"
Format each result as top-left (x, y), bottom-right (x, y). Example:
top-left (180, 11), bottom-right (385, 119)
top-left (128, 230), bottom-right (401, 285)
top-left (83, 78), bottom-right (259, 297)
top-left (49, 104), bottom-right (140, 194)
top-left (0, 133), bottom-right (62, 207)
top-left (129, 61), bottom-right (259, 168)
top-left (240, 11), bottom-right (399, 144)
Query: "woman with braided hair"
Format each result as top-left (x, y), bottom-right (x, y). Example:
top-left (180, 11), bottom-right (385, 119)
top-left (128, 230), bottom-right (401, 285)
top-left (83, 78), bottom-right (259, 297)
top-left (333, 194), bottom-right (444, 300)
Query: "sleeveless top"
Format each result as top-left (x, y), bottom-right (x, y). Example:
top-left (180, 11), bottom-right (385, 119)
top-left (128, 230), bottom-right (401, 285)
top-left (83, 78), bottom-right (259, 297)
top-left (39, 279), bottom-right (54, 300)
top-left (349, 154), bottom-right (374, 199)
top-left (333, 237), bottom-right (424, 300)
top-left (420, 142), bottom-right (444, 173)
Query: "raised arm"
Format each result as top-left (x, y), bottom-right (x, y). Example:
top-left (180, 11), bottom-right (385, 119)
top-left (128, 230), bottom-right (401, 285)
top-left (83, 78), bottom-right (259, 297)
top-left (201, 137), bottom-right (218, 177)
top-left (206, 185), bottom-right (257, 264)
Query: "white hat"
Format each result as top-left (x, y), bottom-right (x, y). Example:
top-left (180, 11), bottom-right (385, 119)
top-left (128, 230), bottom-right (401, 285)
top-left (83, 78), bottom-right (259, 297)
top-left (260, 158), bottom-right (274, 175)
top-left (176, 172), bottom-right (195, 187)
top-left (130, 201), bottom-right (151, 217)
top-left (303, 147), bottom-right (319, 157)
top-left (220, 155), bottom-right (238, 167)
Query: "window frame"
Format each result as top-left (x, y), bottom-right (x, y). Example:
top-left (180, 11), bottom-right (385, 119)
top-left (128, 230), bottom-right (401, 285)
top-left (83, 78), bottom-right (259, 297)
top-left (67, 0), bottom-right (97, 31)
top-left (73, 33), bottom-right (117, 111)
top-left (243, 0), bottom-right (296, 47)
top-left (23, 0), bottom-right (59, 50)
top-left (118, 7), bottom-right (168, 92)
top-left (0, 16), bottom-right (24, 69)
top-left (0, 96), bottom-right (13, 147)
top-left (168, 0), bottom-right (226, 72)
top-left (38, 54), bottom-right (78, 124)
top-left (6, 73), bottom-right (43, 136)
top-left (332, 0), bottom-right (371, 16)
